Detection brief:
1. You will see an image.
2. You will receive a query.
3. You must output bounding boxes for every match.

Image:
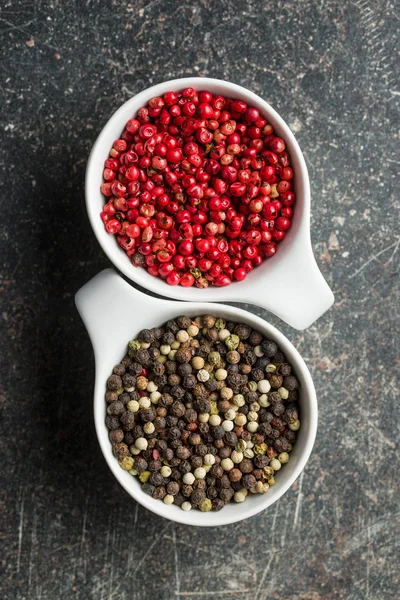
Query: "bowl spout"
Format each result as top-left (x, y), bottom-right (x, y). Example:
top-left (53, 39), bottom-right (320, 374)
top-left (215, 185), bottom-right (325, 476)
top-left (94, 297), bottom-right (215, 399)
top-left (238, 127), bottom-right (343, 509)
top-left (75, 269), bottom-right (160, 361)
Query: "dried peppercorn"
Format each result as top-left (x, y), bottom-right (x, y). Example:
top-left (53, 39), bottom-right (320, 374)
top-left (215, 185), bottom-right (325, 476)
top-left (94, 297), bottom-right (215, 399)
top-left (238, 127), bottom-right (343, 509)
top-left (106, 314), bottom-right (300, 512)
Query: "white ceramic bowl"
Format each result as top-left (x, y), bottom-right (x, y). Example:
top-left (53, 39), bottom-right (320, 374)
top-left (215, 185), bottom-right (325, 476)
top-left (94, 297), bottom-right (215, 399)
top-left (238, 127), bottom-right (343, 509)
top-left (85, 77), bottom-right (333, 330)
top-left (75, 269), bottom-right (318, 526)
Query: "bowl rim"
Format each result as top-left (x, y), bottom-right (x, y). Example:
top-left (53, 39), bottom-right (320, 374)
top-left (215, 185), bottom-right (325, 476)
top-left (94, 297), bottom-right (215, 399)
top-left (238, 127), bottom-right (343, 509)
top-left (90, 294), bottom-right (318, 526)
top-left (85, 76), bottom-right (311, 305)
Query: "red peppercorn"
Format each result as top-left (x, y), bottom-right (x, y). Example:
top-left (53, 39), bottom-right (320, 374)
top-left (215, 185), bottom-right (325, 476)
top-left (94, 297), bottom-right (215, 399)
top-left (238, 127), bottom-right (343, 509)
top-left (100, 90), bottom-right (295, 286)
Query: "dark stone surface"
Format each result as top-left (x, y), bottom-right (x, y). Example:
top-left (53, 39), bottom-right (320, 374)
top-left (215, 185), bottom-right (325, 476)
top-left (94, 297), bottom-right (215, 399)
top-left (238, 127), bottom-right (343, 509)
top-left (0, 1), bottom-right (399, 599)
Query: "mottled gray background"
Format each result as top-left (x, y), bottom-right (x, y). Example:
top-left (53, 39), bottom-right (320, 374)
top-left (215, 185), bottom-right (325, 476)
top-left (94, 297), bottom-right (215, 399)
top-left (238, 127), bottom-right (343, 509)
top-left (0, 1), bottom-right (399, 599)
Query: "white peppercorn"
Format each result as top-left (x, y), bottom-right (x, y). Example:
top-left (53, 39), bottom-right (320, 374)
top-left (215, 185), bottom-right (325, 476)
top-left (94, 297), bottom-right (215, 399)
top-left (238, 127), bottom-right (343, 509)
top-left (278, 387), bottom-right (289, 400)
top-left (183, 472), bottom-right (195, 485)
top-left (233, 394), bottom-right (245, 407)
top-left (289, 419), bottom-right (301, 431)
top-left (243, 448), bottom-right (254, 459)
top-left (234, 489), bottom-right (248, 503)
top-left (181, 501), bottom-right (192, 511)
top-left (127, 400), bottom-right (140, 413)
top-left (187, 324), bottom-right (199, 337)
top-left (215, 368), bottom-right (228, 381)
top-left (234, 414), bottom-right (247, 426)
top-left (221, 458), bottom-right (234, 471)
top-left (194, 467), bottom-right (206, 479)
top-left (270, 458), bottom-right (282, 471)
top-left (143, 422), bottom-right (155, 434)
top-left (254, 345), bottom-right (264, 357)
top-left (236, 439), bottom-right (247, 452)
top-left (258, 394), bottom-right (269, 407)
top-left (146, 381), bottom-right (158, 393)
top-left (135, 437), bottom-right (148, 451)
top-left (231, 450), bottom-right (244, 464)
top-left (197, 369), bottom-right (210, 382)
top-left (247, 421), bottom-right (259, 433)
top-left (224, 409), bottom-right (236, 421)
top-left (220, 387), bottom-right (233, 400)
top-left (198, 413), bottom-right (209, 423)
top-left (160, 466), bottom-right (172, 477)
top-left (150, 391), bottom-right (161, 404)
top-left (257, 379), bottom-right (271, 394)
top-left (209, 415), bottom-right (221, 426)
top-left (171, 340), bottom-right (180, 350)
top-left (163, 494), bottom-right (174, 505)
top-left (278, 452), bottom-right (290, 464)
top-left (203, 454), bottom-right (215, 466)
top-left (248, 411), bottom-right (258, 422)
top-left (222, 420), bottom-right (234, 432)
top-left (192, 356), bottom-right (205, 370)
top-left (218, 328), bottom-right (230, 341)
top-left (177, 330), bottom-right (189, 343)
top-left (139, 397), bottom-right (151, 409)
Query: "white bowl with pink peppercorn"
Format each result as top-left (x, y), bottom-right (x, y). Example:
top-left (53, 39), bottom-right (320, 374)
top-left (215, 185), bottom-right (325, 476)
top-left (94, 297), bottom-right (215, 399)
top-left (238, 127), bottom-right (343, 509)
top-left (85, 77), bottom-right (334, 330)
top-left (76, 269), bottom-right (318, 527)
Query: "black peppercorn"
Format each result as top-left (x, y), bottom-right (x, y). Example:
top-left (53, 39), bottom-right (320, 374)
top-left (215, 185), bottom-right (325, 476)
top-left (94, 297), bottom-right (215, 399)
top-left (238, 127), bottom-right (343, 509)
top-left (107, 374), bottom-right (122, 391)
top-left (108, 400), bottom-right (124, 416)
top-left (224, 432), bottom-right (238, 447)
top-left (140, 408), bottom-right (156, 422)
top-left (175, 347), bottom-right (192, 363)
top-left (190, 455), bottom-right (203, 469)
top-left (183, 375), bottom-right (197, 389)
top-left (261, 340), bottom-right (278, 357)
top-left (152, 486), bottom-right (166, 500)
top-left (128, 362), bottom-right (143, 376)
top-left (178, 363), bottom-right (192, 377)
top-left (254, 455), bottom-right (269, 468)
top-left (191, 489), bottom-right (206, 506)
top-left (182, 484), bottom-right (193, 497)
top-left (204, 378), bottom-right (218, 392)
top-left (120, 411), bottom-right (135, 430)
top-left (134, 456), bottom-right (148, 473)
top-left (242, 348), bottom-right (256, 365)
top-left (142, 483), bottom-right (155, 496)
top-left (239, 459), bottom-right (254, 473)
top-left (113, 364), bottom-right (126, 377)
top-left (166, 415), bottom-right (178, 428)
top-left (148, 460), bottom-right (162, 472)
top-left (212, 498), bottom-right (225, 511)
top-left (269, 373), bottom-right (284, 389)
top-left (136, 349), bottom-right (151, 367)
top-left (138, 329), bottom-right (155, 344)
top-left (149, 472), bottom-right (164, 486)
top-left (168, 426), bottom-right (181, 440)
top-left (284, 375), bottom-right (299, 391)
top-left (248, 330), bottom-right (263, 346)
top-left (176, 446), bottom-right (191, 460)
top-left (105, 391), bottom-right (118, 403)
top-left (212, 425), bottom-right (225, 440)
top-left (234, 323), bottom-right (251, 340)
top-left (109, 429), bottom-right (124, 444)
top-left (176, 316), bottom-right (191, 329)
top-left (178, 460), bottom-right (192, 474)
top-left (220, 487), bottom-right (234, 503)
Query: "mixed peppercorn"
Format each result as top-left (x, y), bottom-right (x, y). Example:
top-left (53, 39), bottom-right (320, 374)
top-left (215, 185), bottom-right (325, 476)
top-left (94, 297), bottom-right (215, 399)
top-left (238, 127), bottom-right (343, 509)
top-left (105, 315), bottom-right (301, 512)
top-left (100, 88), bottom-right (295, 288)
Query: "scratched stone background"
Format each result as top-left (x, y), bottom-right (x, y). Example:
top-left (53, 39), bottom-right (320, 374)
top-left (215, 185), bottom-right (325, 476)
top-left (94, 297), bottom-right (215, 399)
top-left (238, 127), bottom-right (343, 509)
top-left (0, 0), bottom-right (399, 599)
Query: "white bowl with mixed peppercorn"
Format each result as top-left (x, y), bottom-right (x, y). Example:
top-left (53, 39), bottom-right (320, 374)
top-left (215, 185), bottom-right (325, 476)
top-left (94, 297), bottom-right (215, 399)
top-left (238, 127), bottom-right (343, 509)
top-left (85, 77), bottom-right (334, 330)
top-left (76, 269), bottom-right (318, 526)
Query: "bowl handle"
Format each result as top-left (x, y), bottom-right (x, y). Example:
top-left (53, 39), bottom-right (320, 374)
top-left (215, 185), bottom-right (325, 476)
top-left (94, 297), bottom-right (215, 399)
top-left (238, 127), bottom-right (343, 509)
top-left (241, 244), bottom-right (334, 330)
top-left (75, 268), bottom-right (160, 360)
